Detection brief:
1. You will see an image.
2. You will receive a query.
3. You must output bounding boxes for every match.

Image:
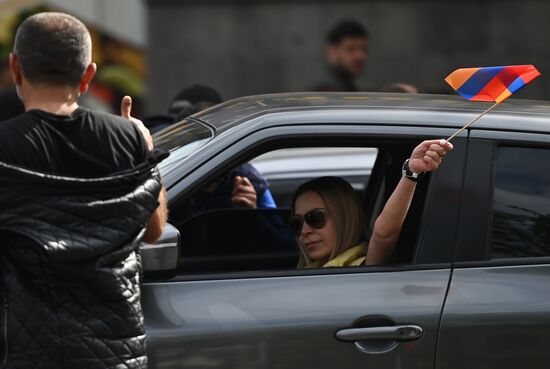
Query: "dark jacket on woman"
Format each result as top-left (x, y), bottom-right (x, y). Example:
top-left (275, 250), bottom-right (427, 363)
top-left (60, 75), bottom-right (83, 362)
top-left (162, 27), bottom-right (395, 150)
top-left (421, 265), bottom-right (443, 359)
top-left (0, 155), bottom-right (163, 369)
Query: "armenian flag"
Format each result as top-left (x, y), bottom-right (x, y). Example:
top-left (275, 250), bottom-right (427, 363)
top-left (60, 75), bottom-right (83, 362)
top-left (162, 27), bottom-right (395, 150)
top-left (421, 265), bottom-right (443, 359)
top-left (445, 65), bottom-right (541, 103)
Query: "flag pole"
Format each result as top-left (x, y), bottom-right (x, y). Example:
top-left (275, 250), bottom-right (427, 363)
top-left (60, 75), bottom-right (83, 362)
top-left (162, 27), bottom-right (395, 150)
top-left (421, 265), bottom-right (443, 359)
top-left (446, 102), bottom-right (499, 142)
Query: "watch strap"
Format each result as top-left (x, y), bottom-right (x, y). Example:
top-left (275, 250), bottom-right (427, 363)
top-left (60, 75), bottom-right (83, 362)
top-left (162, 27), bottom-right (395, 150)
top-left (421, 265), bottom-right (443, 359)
top-left (402, 159), bottom-right (425, 182)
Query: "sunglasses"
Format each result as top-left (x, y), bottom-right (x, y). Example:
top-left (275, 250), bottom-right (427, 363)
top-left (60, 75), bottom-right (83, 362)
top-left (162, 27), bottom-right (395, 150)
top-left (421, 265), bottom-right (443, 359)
top-left (288, 208), bottom-right (329, 236)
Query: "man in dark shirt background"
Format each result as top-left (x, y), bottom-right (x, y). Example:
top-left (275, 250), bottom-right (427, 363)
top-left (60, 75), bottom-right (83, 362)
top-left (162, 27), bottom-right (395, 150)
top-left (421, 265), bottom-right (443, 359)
top-left (314, 19), bottom-right (369, 92)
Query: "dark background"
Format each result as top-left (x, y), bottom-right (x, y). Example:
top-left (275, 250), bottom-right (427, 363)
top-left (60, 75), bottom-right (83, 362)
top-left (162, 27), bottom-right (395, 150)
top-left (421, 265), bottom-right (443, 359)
top-left (146, 0), bottom-right (550, 113)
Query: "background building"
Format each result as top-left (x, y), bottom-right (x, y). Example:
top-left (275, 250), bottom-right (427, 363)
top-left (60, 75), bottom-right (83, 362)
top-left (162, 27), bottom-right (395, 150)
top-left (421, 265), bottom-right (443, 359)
top-left (0, 0), bottom-right (548, 116)
top-left (146, 0), bottom-right (550, 113)
top-left (0, 0), bottom-right (147, 115)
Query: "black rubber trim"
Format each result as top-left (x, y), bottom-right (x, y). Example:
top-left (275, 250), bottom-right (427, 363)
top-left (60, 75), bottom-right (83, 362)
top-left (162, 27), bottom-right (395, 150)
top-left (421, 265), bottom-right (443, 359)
top-left (145, 263), bottom-right (452, 283)
top-left (454, 257), bottom-right (550, 269)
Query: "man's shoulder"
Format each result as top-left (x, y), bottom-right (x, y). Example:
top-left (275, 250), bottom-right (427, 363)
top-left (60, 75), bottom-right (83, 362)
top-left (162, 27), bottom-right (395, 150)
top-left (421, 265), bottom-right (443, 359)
top-left (78, 108), bottom-right (146, 140)
top-left (312, 66), bottom-right (357, 92)
top-left (313, 75), bottom-right (346, 92)
top-left (80, 108), bottom-right (135, 128)
top-left (80, 107), bottom-right (148, 154)
top-left (0, 111), bottom-right (36, 132)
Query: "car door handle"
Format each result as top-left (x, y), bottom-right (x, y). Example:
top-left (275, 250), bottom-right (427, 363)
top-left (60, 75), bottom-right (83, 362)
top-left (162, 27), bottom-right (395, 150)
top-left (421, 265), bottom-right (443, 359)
top-left (336, 325), bottom-right (423, 342)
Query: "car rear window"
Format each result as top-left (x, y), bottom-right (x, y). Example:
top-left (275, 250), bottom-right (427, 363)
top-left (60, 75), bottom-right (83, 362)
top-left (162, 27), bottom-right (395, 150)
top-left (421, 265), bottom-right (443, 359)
top-left (491, 146), bottom-right (550, 259)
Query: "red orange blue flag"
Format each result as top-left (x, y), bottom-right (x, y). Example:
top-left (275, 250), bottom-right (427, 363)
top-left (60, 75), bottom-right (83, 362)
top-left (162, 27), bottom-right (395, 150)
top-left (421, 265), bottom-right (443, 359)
top-left (444, 65), bottom-right (541, 142)
top-left (445, 65), bottom-right (541, 103)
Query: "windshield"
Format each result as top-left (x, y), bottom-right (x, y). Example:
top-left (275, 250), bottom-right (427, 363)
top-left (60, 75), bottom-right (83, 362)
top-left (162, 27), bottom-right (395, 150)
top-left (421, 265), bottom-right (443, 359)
top-left (154, 119), bottom-right (213, 186)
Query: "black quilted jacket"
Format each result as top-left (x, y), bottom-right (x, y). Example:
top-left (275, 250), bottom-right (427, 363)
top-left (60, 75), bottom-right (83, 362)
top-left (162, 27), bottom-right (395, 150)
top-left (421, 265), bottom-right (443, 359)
top-left (0, 154), bottom-right (164, 369)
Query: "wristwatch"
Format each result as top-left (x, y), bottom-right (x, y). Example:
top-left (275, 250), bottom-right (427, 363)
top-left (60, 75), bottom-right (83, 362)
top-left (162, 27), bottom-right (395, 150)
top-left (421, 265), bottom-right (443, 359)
top-left (402, 159), bottom-right (425, 182)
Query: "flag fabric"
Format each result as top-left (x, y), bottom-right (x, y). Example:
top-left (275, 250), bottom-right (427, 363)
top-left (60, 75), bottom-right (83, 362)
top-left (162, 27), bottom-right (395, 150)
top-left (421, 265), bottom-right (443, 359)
top-left (445, 65), bottom-right (541, 103)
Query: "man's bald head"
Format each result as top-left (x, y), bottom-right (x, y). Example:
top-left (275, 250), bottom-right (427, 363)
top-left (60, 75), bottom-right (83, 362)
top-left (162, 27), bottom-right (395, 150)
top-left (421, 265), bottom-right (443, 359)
top-left (13, 12), bottom-right (92, 87)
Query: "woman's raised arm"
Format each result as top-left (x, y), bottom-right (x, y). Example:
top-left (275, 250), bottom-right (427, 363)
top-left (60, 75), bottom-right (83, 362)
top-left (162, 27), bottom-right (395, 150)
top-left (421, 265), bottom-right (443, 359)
top-left (365, 139), bottom-right (453, 265)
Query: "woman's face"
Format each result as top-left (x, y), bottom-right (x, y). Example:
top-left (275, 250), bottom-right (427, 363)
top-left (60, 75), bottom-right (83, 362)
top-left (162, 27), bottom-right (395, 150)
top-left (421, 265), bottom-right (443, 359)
top-left (294, 191), bottom-right (337, 262)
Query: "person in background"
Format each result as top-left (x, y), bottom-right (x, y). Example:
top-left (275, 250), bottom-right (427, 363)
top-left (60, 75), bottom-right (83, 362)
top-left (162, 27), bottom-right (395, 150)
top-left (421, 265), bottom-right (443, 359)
top-left (173, 164), bottom-right (276, 224)
top-left (143, 84), bottom-right (223, 133)
top-left (150, 84), bottom-right (276, 223)
top-left (314, 19), bottom-right (369, 92)
top-left (169, 83), bottom-right (222, 120)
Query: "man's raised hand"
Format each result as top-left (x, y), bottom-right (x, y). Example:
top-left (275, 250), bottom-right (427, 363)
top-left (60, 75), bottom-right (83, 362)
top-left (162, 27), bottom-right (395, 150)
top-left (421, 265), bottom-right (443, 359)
top-left (121, 95), bottom-right (154, 151)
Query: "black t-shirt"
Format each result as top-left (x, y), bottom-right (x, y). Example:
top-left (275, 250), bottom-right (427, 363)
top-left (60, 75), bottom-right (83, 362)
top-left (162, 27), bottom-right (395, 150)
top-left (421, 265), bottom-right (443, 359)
top-left (0, 107), bottom-right (148, 177)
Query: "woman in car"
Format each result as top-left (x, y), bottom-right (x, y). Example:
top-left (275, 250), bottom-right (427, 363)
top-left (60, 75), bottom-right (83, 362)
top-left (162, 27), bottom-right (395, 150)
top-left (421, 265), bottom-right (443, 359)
top-left (289, 139), bottom-right (453, 267)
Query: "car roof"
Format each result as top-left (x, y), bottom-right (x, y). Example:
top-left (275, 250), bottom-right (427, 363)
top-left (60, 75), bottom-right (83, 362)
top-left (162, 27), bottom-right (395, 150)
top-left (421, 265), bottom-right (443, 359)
top-left (192, 92), bottom-right (550, 134)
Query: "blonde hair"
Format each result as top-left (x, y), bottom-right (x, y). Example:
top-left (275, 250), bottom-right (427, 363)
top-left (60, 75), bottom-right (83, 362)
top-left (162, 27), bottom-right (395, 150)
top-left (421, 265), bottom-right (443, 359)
top-left (292, 177), bottom-right (367, 267)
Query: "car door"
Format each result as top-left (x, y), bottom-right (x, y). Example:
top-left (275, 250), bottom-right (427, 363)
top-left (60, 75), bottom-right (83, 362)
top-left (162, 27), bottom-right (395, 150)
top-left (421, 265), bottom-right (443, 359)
top-left (437, 130), bottom-right (550, 369)
top-left (142, 124), bottom-right (467, 369)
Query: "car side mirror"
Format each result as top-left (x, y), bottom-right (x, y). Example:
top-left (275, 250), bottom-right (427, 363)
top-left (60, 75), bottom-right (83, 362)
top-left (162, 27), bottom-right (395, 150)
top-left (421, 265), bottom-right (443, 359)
top-left (142, 223), bottom-right (180, 278)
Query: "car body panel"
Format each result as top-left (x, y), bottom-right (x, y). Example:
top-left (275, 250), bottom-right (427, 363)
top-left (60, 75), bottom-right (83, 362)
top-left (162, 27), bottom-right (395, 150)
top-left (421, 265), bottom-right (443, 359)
top-left (438, 126), bottom-right (550, 369)
top-left (192, 93), bottom-right (550, 134)
top-left (143, 269), bottom-right (450, 369)
top-left (436, 265), bottom-right (550, 369)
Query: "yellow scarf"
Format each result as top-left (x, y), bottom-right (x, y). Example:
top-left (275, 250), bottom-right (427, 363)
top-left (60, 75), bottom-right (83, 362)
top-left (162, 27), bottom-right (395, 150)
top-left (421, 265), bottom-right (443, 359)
top-left (306, 242), bottom-right (367, 268)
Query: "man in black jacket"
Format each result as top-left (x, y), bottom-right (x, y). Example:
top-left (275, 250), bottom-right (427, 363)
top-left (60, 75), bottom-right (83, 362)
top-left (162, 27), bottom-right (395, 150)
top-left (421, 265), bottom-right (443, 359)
top-left (0, 12), bottom-right (167, 368)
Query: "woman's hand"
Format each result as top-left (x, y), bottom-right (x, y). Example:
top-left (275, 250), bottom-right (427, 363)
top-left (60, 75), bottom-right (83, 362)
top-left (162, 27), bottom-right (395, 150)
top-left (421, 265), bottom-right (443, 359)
top-left (408, 139), bottom-right (453, 173)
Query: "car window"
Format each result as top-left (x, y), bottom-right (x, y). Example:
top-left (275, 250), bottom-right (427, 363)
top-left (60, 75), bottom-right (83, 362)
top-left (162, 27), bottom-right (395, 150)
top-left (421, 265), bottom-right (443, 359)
top-left (168, 143), bottom-right (435, 275)
top-left (177, 208), bottom-right (298, 273)
top-left (491, 146), bottom-right (550, 259)
top-left (251, 147), bottom-right (377, 207)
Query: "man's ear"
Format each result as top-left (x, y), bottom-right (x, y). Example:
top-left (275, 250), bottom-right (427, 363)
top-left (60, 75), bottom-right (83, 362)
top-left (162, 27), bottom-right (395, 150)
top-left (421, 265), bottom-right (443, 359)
top-left (9, 53), bottom-right (22, 85)
top-left (79, 62), bottom-right (97, 94)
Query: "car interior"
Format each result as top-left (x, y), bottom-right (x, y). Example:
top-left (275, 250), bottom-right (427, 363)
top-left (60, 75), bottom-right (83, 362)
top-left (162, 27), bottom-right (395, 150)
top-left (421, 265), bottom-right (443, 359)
top-left (168, 139), bottom-right (432, 275)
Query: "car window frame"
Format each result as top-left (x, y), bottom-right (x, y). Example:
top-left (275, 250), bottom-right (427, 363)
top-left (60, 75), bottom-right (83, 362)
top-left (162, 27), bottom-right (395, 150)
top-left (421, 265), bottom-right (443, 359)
top-left (455, 129), bottom-right (550, 267)
top-left (162, 124), bottom-right (467, 282)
